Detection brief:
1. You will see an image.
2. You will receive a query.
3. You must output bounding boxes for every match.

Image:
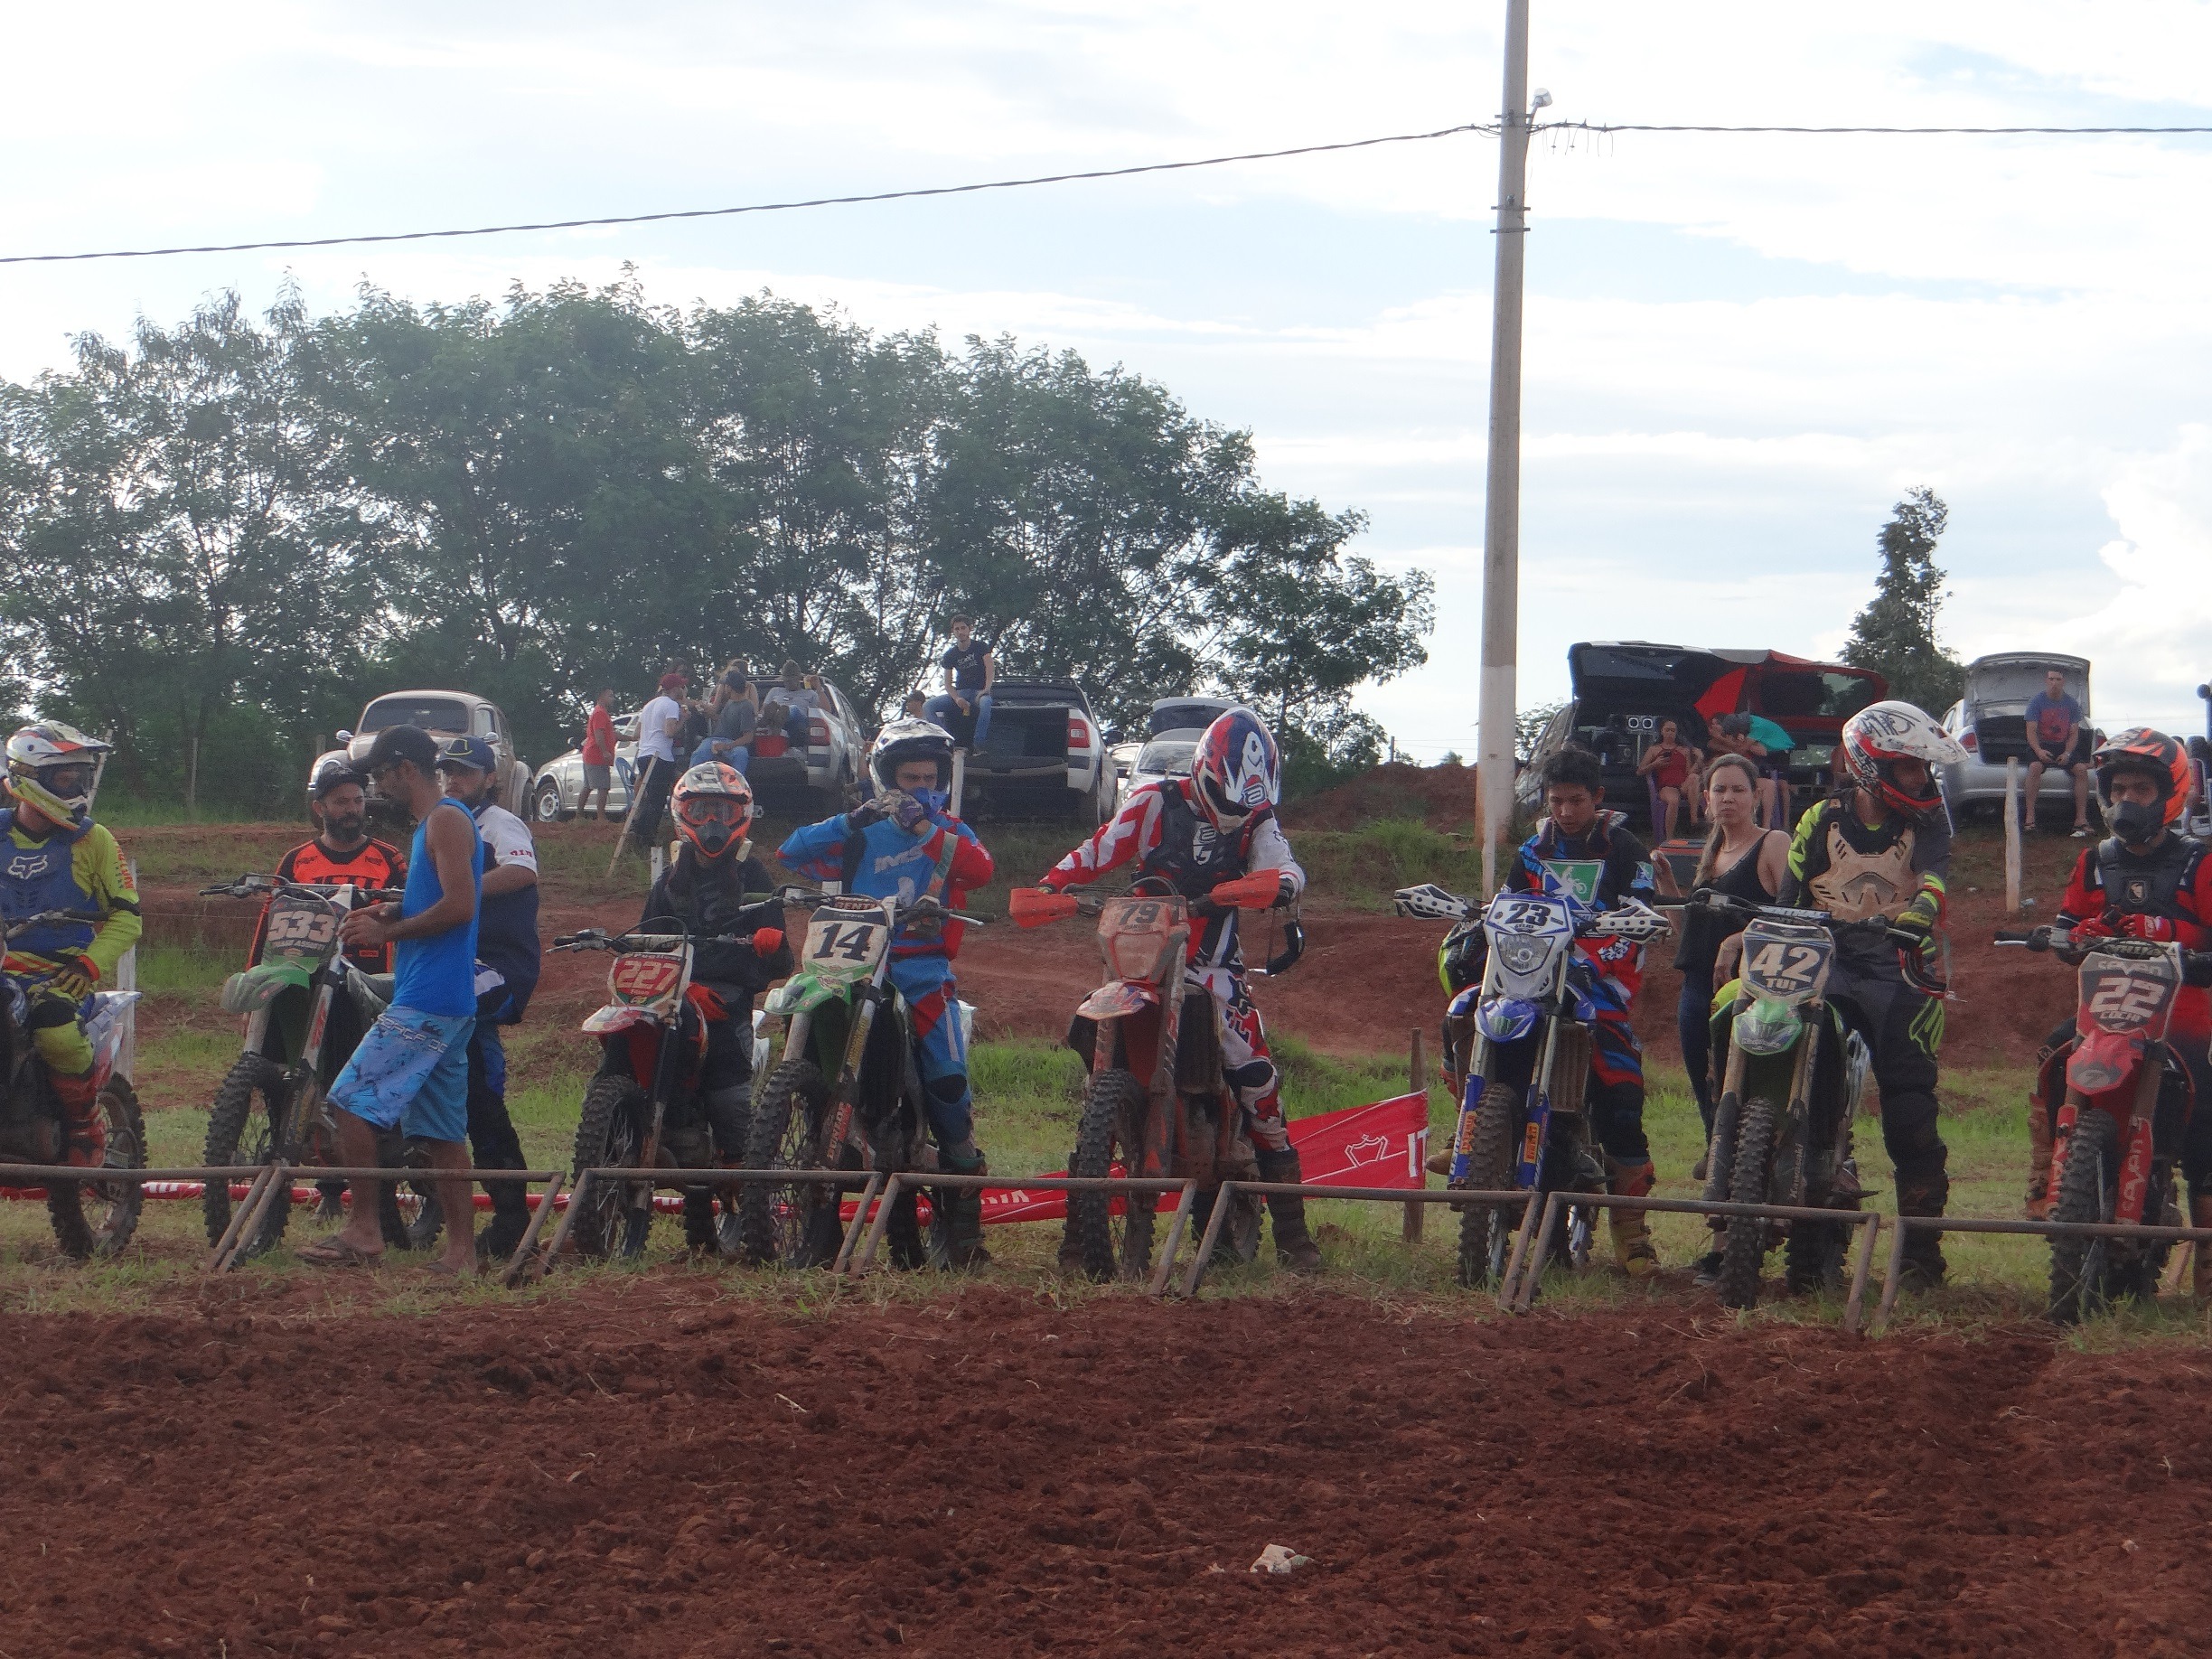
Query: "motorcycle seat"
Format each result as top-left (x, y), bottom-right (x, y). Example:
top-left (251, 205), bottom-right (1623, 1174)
top-left (345, 969), bottom-right (396, 1024)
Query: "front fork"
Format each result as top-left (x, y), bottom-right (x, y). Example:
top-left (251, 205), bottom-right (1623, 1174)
top-left (1444, 1024), bottom-right (1562, 1191)
top-left (816, 971), bottom-right (892, 1168)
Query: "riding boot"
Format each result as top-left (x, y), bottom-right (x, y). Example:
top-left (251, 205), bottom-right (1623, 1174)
top-left (2193, 1196), bottom-right (2212, 1302)
top-left (2024, 1095), bottom-right (2056, 1222)
top-left (937, 1146), bottom-right (991, 1270)
top-left (1895, 1171), bottom-right (1950, 1289)
top-left (1605, 1158), bottom-right (1661, 1279)
top-left (51, 1071), bottom-right (103, 1166)
top-left (1254, 1148), bottom-right (1323, 1273)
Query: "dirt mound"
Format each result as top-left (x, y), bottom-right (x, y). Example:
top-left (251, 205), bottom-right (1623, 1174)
top-left (5, 1288), bottom-right (2206, 1655)
top-left (1283, 761), bottom-right (1477, 832)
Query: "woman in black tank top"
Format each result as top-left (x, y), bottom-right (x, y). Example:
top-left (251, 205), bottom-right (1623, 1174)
top-left (1676, 755), bottom-right (1791, 1140)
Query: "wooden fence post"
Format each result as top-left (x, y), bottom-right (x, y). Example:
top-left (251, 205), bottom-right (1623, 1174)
top-left (1404, 1026), bottom-right (1428, 1243)
top-left (2004, 756), bottom-right (2022, 915)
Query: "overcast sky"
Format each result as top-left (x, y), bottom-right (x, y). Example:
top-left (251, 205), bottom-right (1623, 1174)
top-left (6, 2), bottom-right (2211, 752)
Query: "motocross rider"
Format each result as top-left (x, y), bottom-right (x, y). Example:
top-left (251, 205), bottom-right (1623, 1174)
top-left (0, 723), bottom-right (142, 1158)
top-left (2030, 729), bottom-right (2212, 1294)
top-left (777, 721), bottom-right (996, 1267)
top-left (1505, 745), bottom-right (1664, 1278)
top-left (1034, 707), bottom-right (1322, 1272)
top-left (640, 763), bottom-right (794, 1181)
top-left (1777, 699), bottom-right (1966, 1290)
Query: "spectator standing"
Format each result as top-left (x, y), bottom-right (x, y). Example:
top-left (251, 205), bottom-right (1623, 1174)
top-left (302, 725), bottom-right (484, 1275)
top-left (436, 737), bottom-right (541, 1259)
top-left (2022, 667), bottom-right (2094, 836)
top-left (629, 668), bottom-right (688, 852)
top-left (579, 689), bottom-right (618, 823)
top-left (924, 615), bottom-right (996, 751)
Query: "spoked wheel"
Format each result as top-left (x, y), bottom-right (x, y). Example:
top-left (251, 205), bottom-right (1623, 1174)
top-left (201, 1055), bottom-right (294, 1257)
top-left (1718, 1096), bottom-right (1780, 1311)
top-left (2049, 1110), bottom-right (2120, 1325)
top-left (569, 1073), bottom-right (653, 1260)
top-left (1454, 1081), bottom-right (1520, 1289)
top-left (739, 1060), bottom-right (841, 1268)
top-left (1064, 1069), bottom-right (1155, 1281)
top-left (49, 1078), bottom-right (147, 1260)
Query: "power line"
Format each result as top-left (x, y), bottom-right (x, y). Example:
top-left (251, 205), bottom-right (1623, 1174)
top-left (1546, 120), bottom-right (2212, 136)
top-left (0, 120), bottom-right (1496, 267)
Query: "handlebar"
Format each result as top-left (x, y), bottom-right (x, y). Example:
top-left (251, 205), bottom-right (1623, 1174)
top-left (200, 875), bottom-right (400, 904)
top-left (552, 928), bottom-right (756, 952)
top-left (1995, 925), bottom-right (2212, 982)
top-left (3, 908), bottom-right (107, 942)
top-left (779, 888), bottom-right (988, 927)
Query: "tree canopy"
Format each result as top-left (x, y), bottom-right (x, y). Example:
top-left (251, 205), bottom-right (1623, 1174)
top-left (0, 276), bottom-right (1431, 811)
top-left (1841, 486), bottom-right (1964, 716)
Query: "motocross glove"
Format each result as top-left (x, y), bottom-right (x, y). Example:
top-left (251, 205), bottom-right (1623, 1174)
top-left (847, 797), bottom-right (891, 830)
top-left (1892, 889), bottom-right (1943, 944)
top-left (888, 792), bottom-right (930, 831)
top-left (750, 927), bottom-right (784, 957)
top-left (47, 955), bottom-right (98, 1000)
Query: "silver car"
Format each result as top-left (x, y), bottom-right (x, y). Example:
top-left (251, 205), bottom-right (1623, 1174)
top-left (529, 710), bottom-right (642, 823)
top-left (1937, 652), bottom-right (2095, 816)
top-left (1115, 733), bottom-right (1200, 810)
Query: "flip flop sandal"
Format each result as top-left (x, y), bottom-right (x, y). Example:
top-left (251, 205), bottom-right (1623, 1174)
top-left (421, 1257), bottom-right (475, 1279)
top-left (296, 1236), bottom-right (383, 1269)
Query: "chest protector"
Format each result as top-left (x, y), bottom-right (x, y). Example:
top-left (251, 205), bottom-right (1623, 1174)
top-left (0, 809), bottom-right (98, 961)
top-left (1141, 785), bottom-right (1258, 902)
top-left (1806, 816), bottom-right (1917, 923)
top-left (2095, 834), bottom-right (2204, 927)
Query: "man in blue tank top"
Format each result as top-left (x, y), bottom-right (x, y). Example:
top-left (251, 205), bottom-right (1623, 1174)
top-left (299, 724), bottom-right (484, 1275)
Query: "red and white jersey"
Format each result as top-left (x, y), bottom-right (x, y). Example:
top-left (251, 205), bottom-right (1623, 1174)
top-left (1041, 779), bottom-right (1305, 969)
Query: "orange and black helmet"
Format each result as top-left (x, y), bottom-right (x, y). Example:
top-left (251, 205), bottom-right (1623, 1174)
top-left (2092, 728), bottom-right (2190, 830)
top-left (670, 762), bottom-right (755, 859)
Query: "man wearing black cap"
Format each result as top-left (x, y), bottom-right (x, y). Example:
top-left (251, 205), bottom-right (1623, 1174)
top-left (300, 724), bottom-right (484, 1275)
top-left (435, 736), bottom-right (541, 1258)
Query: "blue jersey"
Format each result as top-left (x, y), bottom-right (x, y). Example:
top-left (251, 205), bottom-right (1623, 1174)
top-left (394, 801), bottom-right (483, 1017)
top-left (778, 811), bottom-right (993, 961)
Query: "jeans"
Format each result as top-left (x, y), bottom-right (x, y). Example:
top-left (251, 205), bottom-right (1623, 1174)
top-left (1678, 967), bottom-right (1717, 1137)
top-left (924, 692), bottom-right (992, 751)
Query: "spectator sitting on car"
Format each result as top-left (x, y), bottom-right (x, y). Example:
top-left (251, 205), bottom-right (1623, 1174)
top-left (923, 614), bottom-right (996, 752)
top-left (708, 659), bottom-right (759, 720)
top-left (579, 689), bottom-right (618, 823)
top-left (751, 698), bottom-right (792, 760)
top-left (1635, 718), bottom-right (1702, 841)
top-left (762, 661), bottom-right (820, 725)
top-left (2023, 667), bottom-right (2094, 837)
top-left (691, 678), bottom-right (756, 774)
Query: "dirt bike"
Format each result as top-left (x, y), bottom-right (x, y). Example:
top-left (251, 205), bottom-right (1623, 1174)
top-left (555, 914), bottom-right (776, 1259)
top-left (1010, 874), bottom-right (1298, 1282)
top-left (0, 907), bottom-right (145, 1258)
top-left (1691, 890), bottom-right (1874, 1309)
top-left (1393, 881), bottom-right (1671, 1289)
top-left (198, 874), bottom-right (408, 1257)
top-left (1995, 924), bottom-right (2210, 1323)
top-left (740, 890), bottom-right (982, 1270)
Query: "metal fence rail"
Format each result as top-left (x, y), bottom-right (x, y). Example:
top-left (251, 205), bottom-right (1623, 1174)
top-left (1504, 1191), bottom-right (1885, 1333)
top-left (1872, 1213), bottom-right (2212, 1332)
top-left (1179, 1183), bottom-right (1539, 1298)
top-left (544, 1166), bottom-right (894, 1280)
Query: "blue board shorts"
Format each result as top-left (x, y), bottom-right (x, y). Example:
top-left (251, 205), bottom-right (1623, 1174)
top-left (328, 1007), bottom-right (474, 1144)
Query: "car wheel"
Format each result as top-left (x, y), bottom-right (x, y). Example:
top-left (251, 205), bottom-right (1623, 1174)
top-left (531, 779), bottom-right (567, 823)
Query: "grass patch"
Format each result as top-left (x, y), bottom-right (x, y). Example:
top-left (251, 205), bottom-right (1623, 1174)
top-left (1287, 820), bottom-right (1483, 911)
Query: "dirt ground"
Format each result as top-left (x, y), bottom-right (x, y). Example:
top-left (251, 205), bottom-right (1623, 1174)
top-left (6, 1284), bottom-right (2207, 1657)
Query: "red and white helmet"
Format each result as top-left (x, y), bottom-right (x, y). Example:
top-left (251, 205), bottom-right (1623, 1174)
top-left (1188, 708), bottom-right (1280, 832)
top-left (670, 762), bottom-right (755, 860)
top-left (5, 721), bottom-right (110, 827)
top-left (1835, 700), bottom-right (1964, 821)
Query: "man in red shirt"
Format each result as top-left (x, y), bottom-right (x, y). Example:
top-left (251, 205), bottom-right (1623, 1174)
top-left (579, 688), bottom-right (618, 823)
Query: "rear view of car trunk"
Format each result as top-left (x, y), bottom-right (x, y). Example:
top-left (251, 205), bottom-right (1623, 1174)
top-left (1961, 652), bottom-right (2092, 764)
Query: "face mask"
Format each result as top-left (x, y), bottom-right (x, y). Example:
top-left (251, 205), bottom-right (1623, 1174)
top-left (914, 787), bottom-right (950, 815)
top-left (2112, 798), bottom-right (2161, 845)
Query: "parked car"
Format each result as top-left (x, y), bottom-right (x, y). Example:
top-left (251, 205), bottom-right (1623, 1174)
top-left (950, 678), bottom-right (1117, 822)
top-left (530, 709), bottom-right (642, 823)
top-left (1144, 695), bottom-right (1237, 738)
top-left (1116, 732), bottom-right (1201, 810)
top-left (1936, 653), bottom-right (2095, 817)
top-left (1517, 642), bottom-right (1888, 831)
top-left (312, 690), bottom-right (528, 819)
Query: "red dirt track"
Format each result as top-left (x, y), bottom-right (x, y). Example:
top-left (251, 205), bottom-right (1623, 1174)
top-left (8, 1287), bottom-right (2209, 1656)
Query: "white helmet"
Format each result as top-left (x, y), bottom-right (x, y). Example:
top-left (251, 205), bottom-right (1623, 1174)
top-left (867, 718), bottom-right (956, 811)
top-left (1835, 700), bottom-right (1964, 821)
top-left (5, 722), bottom-right (109, 826)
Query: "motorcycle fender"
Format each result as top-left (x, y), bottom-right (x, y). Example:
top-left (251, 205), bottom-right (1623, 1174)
top-left (220, 961), bottom-right (312, 1017)
top-left (582, 1005), bottom-right (659, 1036)
top-left (2067, 1029), bottom-right (2145, 1098)
top-left (1078, 980), bottom-right (1159, 1021)
top-left (1514, 1089), bottom-right (1552, 1189)
top-left (764, 973), bottom-right (840, 1017)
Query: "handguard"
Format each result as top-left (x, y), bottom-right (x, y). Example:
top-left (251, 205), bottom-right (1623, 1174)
top-left (1008, 887), bottom-right (1078, 928)
top-left (1207, 871), bottom-right (1285, 912)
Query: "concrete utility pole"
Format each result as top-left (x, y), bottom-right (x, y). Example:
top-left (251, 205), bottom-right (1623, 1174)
top-left (1476, 0), bottom-right (1534, 896)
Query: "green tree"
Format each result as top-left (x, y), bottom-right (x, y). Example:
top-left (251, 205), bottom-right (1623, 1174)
top-left (1842, 486), bottom-right (1964, 715)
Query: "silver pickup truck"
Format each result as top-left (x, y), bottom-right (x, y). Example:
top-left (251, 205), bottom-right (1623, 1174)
top-left (950, 677), bottom-right (1119, 824)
